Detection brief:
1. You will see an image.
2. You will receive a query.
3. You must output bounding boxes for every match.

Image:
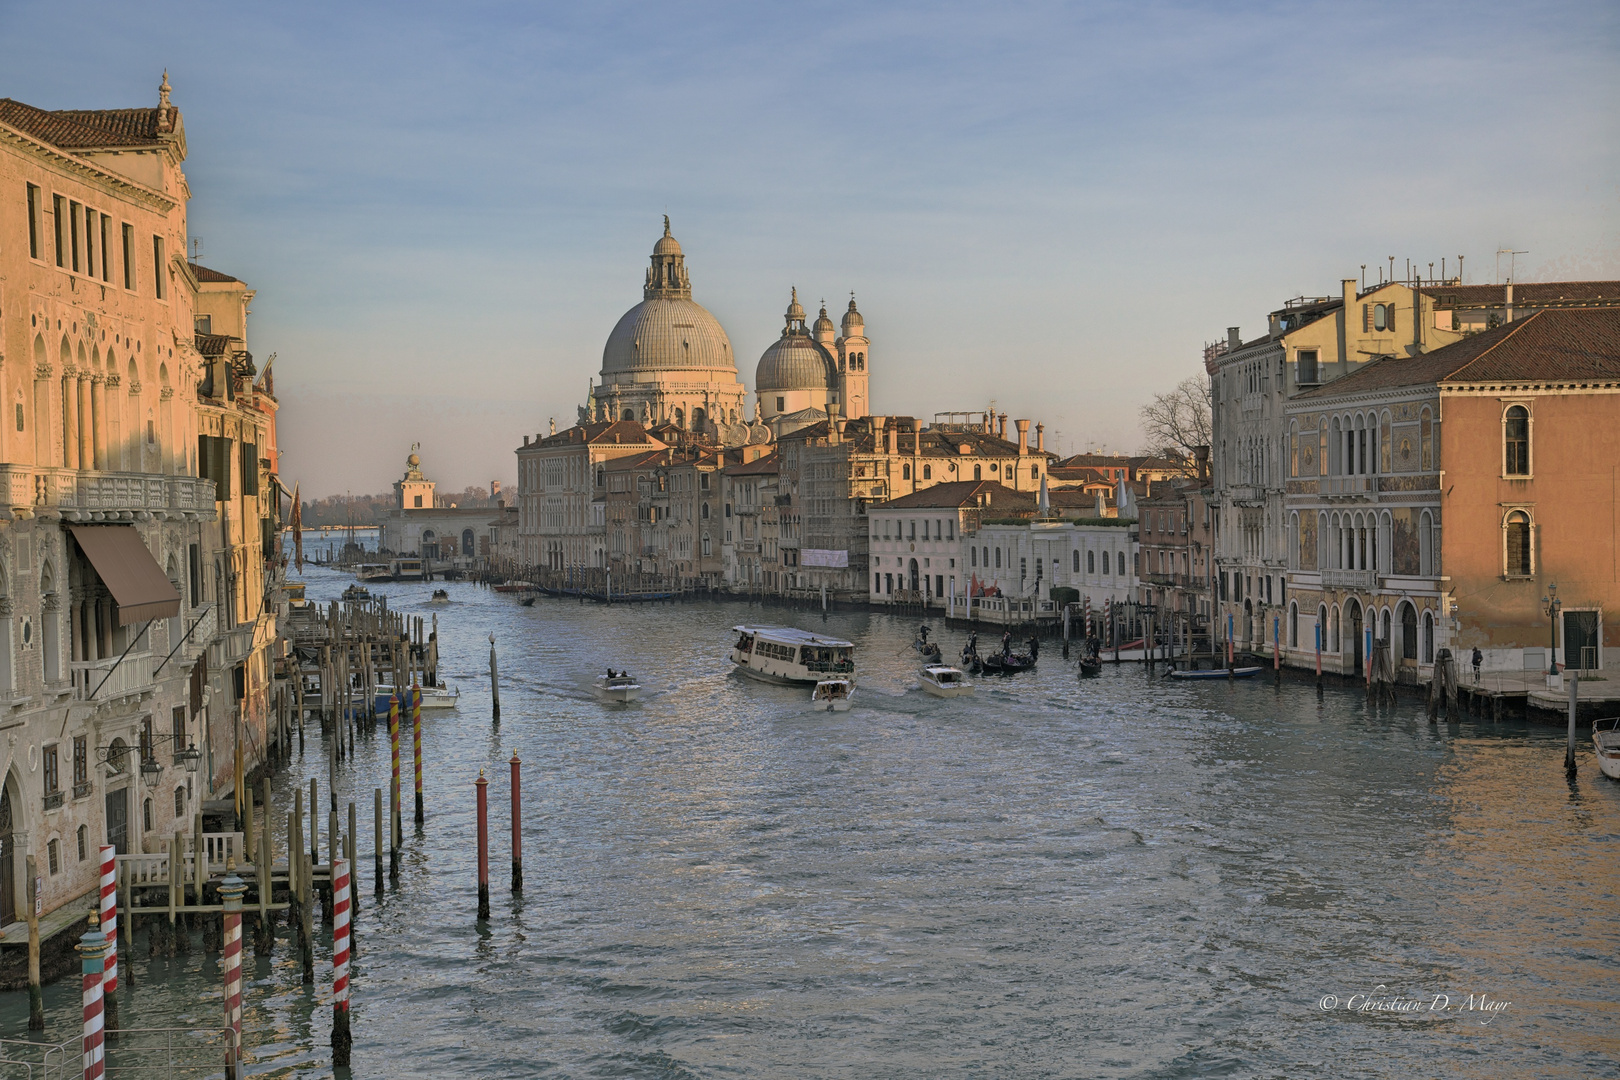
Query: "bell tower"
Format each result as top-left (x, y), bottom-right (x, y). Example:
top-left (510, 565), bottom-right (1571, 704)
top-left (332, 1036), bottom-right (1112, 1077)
top-left (836, 294), bottom-right (869, 420)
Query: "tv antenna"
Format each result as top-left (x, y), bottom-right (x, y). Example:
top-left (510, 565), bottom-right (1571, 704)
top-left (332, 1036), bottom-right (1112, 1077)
top-left (190, 236), bottom-right (203, 261)
top-left (1496, 249), bottom-right (1528, 284)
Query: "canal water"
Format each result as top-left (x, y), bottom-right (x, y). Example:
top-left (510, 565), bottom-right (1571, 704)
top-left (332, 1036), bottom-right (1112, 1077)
top-left (4, 566), bottom-right (1617, 1077)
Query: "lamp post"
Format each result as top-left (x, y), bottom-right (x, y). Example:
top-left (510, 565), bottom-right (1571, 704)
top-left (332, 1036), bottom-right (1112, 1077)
top-left (1542, 582), bottom-right (1561, 681)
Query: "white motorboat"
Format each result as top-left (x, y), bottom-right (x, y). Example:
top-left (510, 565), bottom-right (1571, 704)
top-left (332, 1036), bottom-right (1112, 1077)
top-left (595, 671), bottom-right (642, 702)
top-left (729, 625), bottom-right (855, 686)
top-left (811, 678), bottom-right (854, 712)
top-left (374, 684), bottom-right (460, 712)
top-left (919, 664), bottom-right (974, 698)
top-left (427, 588), bottom-right (451, 603)
top-left (1594, 717), bottom-right (1620, 780)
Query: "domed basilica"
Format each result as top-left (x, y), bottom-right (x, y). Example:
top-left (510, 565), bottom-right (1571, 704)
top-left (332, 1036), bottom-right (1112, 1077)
top-left (585, 220), bottom-right (870, 445)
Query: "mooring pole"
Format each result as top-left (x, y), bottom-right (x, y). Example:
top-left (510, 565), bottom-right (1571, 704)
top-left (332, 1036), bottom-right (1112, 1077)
top-left (1566, 672), bottom-right (1579, 775)
top-left (489, 634), bottom-right (501, 723)
top-left (220, 865), bottom-right (247, 1080)
top-left (373, 787), bottom-right (384, 895)
top-left (27, 854), bottom-right (43, 1031)
top-left (413, 682), bottom-right (424, 826)
top-left (98, 845), bottom-right (119, 1035)
top-left (476, 770), bottom-right (491, 920)
top-left (510, 753), bottom-right (523, 893)
top-left (76, 912), bottom-right (109, 1080)
top-left (389, 694), bottom-right (401, 878)
top-left (331, 855), bottom-right (352, 1068)
top-left (1315, 623), bottom-right (1323, 697)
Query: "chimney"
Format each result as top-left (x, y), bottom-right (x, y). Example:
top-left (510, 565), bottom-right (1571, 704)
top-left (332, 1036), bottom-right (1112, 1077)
top-left (1343, 278), bottom-right (1357, 312)
top-left (523, 435), bottom-right (530, 447)
top-left (1015, 419), bottom-right (1030, 457)
top-left (1505, 282), bottom-right (1515, 323)
top-left (998, 413), bottom-right (1008, 440)
top-left (1227, 327), bottom-right (1241, 351)
top-left (1035, 423), bottom-right (1045, 453)
top-left (1194, 444), bottom-right (1210, 482)
top-left (885, 418), bottom-right (896, 456)
top-left (827, 400), bottom-right (842, 445)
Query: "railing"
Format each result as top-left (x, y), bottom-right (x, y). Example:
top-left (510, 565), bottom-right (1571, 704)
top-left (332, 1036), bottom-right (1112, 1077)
top-left (0, 467), bottom-right (216, 515)
top-left (1320, 568), bottom-right (1376, 590)
top-left (1321, 475), bottom-right (1375, 495)
top-left (72, 650), bottom-right (156, 701)
top-left (115, 832), bottom-right (246, 884)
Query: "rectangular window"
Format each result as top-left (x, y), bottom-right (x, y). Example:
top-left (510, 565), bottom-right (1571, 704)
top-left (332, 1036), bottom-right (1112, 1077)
top-left (99, 214), bottom-right (111, 282)
top-left (84, 205), bottom-right (95, 277)
top-left (122, 223), bottom-right (134, 289)
top-left (69, 200), bottom-right (81, 271)
top-left (189, 543), bottom-right (201, 607)
top-left (53, 194), bottom-right (65, 266)
top-left (43, 744), bottom-right (59, 794)
top-left (73, 736), bottom-right (87, 787)
top-left (26, 183), bottom-right (40, 258)
top-left (195, 314), bottom-right (212, 335)
top-left (240, 442), bottom-right (259, 496)
top-left (173, 706), bottom-right (186, 755)
top-left (1297, 349), bottom-right (1318, 384)
top-left (141, 717), bottom-right (154, 763)
top-left (152, 234), bottom-right (166, 298)
top-left (48, 839), bottom-right (60, 875)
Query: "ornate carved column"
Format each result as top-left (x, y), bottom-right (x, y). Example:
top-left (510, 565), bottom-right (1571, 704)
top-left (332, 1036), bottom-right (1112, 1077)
top-left (90, 375), bottom-right (106, 471)
top-left (62, 373), bottom-right (78, 470)
top-left (78, 375), bottom-right (93, 471)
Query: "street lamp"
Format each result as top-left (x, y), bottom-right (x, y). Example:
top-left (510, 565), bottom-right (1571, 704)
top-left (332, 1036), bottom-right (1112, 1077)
top-left (176, 741), bottom-right (202, 774)
top-left (139, 755), bottom-right (164, 788)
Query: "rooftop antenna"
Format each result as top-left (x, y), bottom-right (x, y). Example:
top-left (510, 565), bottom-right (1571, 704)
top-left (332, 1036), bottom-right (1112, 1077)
top-left (1496, 248), bottom-right (1528, 284)
top-left (1360, 264), bottom-right (1366, 291)
top-left (1387, 255), bottom-right (1395, 283)
top-left (190, 236), bottom-right (203, 261)
top-left (1458, 255), bottom-right (1464, 283)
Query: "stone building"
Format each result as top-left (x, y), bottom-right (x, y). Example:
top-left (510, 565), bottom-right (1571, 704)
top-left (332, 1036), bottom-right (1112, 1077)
top-left (516, 420), bottom-right (665, 570)
top-left (720, 450), bottom-right (779, 590)
top-left (1136, 466), bottom-right (1216, 649)
top-left (1282, 307), bottom-right (1620, 679)
top-left (867, 481), bottom-right (1030, 608)
top-left (755, 290), bottom-right (870, 434)
top-left (377, 449), bottom-right (509, 565)
top-left (0, 81), bottom-right (282, 927)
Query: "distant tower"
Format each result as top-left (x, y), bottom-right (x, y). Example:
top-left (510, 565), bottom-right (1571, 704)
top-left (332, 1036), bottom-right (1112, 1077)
top-left (836, 295), bottom-right (869, 420)
top-left (394, 445), bottom-right (435, 510)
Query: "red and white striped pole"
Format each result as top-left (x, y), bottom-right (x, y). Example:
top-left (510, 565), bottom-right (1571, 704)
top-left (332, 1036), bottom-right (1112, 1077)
top-left (220, 865), bottom-right (248, 1079)
top-left (97, 846), bottom-right (118, 1034)
top-left (331, 855), bottom-right (352, 1067)
top-left (413, 683), bottom-right (424, 826)
top-left (475, 769), bottom-right (490, 920)
top-left (76, 913), bottom-right (110, 1080)
top-left (388, 694), bottom-right (401, 878)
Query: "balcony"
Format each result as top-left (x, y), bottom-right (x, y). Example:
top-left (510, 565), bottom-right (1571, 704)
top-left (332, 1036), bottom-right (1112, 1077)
top-left (0, 467), bottom-right (216, 518)
top-left (1320, 568), bottom-right (1376, 591)
top-left (1320, 475), bottom-right (1375, 497)
top-left (71, 650), bottom-right (157, 702)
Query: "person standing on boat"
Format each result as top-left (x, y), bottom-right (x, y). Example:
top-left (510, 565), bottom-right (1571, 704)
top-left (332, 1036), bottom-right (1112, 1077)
top-left (1028, 635), bottom-right (1040, 662)
top-left (1001, 630), bottom-right (1012, 657)
top-left (918, 624), bottom-right (930, 646)
top-left (1471, 646), bottom-right (1483, 683)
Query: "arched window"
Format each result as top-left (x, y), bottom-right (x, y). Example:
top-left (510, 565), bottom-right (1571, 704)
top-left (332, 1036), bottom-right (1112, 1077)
top-left (1400, 603), bottom-right (1417, 660)
top-left (596, 467), bottom-right (605, 488)
top-left (1419, 510), bottom-right (1434, 577)
top-left (1087, 550), bottom-right (1095, 574)
top-left (1317, 604), bottom-right (1328, 652)
top-left (1289, 601), bottom-right (1299, 648)
top-left (994, 548), bottom-right (1001, 569)
top-left (1073, 550), bottom-right (1080, 572)
top-left (973, 464), bottom-right (981, 480)
top-left (922, 465), bottom-right (932, 480)
top-left (700, 503), bottom-right (709, 519)
top-left (174, 787), bottom-right (186, 818)
top-left (1504, 405), bottom-right (1529, 475)
top-left (1117, 551), bottom-right (1126, 576)
top-left (1505, 511), bottom-right (1532, 576)
top-left (622, 409), bottom-right (634, 422)
top-left (902, 464), bottom-right (911, 480)
top-left (1422, 611), bottom-right (1434, 664)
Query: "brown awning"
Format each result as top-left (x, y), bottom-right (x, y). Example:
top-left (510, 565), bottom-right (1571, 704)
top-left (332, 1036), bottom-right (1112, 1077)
top-left (69, 525), bottom-right (181, 624)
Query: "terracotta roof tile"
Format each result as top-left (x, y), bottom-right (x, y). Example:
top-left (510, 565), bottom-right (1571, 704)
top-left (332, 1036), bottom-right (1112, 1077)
top-left (875, 481), bottom-right (1030, 510)
top-left (189, 263), bottom-right (239, 283)
top-left (0, 98), bottom-right (166, 148)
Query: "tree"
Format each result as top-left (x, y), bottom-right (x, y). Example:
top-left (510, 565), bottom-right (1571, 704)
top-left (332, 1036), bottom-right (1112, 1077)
top-left (1138, 376), bottom-right (1211, 462)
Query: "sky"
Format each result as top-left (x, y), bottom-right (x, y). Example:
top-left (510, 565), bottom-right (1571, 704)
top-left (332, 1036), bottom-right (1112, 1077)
top-left (4, 1), bottom-right (1617, 497)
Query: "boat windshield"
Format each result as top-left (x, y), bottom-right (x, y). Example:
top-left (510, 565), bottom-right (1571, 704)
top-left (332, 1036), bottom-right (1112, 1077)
top-left (801, 645), bottom-right (854, 674)
top-left (735, 633), bottom-right (754, 652)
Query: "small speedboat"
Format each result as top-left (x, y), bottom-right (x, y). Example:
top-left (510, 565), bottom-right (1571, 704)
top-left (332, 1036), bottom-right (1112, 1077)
top-left (342, 585), bottom-right (373, 602)
top-left (594, 671), bottom-right (642, 702)
top-left (811, 678), bottom-right (855, 712)
top-left (428, 588), bottom-right (450, 603)
top-left (1594, 717), bottom-right (1620, 780)
top-left (920, 665), bottom-right (973, 698)
top-left (1167, 666), bottom-right (1264, 680)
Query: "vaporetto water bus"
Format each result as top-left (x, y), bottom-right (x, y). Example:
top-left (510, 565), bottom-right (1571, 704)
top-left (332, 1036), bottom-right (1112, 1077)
top-left (729, 626), bottom-right (856, 686)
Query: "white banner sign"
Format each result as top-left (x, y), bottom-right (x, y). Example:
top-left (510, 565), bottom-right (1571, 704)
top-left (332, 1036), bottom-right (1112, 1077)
top-left (800, 549), bottom-right (849, 568)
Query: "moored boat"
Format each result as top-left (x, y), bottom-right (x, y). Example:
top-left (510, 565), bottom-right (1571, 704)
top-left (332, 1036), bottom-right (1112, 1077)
top-left (920, 665), bottom-right (973, 698)
top-left (729, 625), bottom-right (855, 686)
top-left (356, 563), bottom-right (393, 583)
top-left (493, 580), bottom-right (535, 594)
top-left (1078, 655), bottom-right (1103, 678)
top-left (1594, 717), bottom-right (1620, 780)
top-left (341, 584), bottom-right (373, 602)
top-left (374, 683), bottom-right (461, 711)
top-left (1167, 665), bottom-right (1264, 680)
top-left (595, 671), bottom-right (642, 702)
top-left (980, 652), bottom-right (1035, 675)
top-left (811, 678), bottom-right (855, 711)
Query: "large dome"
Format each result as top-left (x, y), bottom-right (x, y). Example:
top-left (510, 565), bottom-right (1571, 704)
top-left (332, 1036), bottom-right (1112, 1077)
top-left (756, 333), bottom-right (835, 391)
top-left (602, 297), bottom-right (735, 375)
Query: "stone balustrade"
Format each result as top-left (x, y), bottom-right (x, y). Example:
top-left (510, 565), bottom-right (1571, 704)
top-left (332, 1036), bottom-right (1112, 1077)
top-left (0, 466), bottom-right (215, 517)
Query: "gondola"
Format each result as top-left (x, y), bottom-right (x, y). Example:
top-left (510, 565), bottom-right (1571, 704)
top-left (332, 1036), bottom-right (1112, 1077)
top-left (1078, 655), bottom-right (1103, 678)
top-left (980, 652), bottom-right (1036, 675)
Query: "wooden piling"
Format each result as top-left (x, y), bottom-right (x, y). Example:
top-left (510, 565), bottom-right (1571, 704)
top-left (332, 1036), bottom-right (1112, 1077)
top-left (510, 753), bottom-right (523, 893)
top-left (476, 770), bottom-right (490, 920)
top-left (300, 845), bottom-right (314, 985)
top-left (373, 787), bottom-right (384, 895)
top-left (413, 683), bottom-right (424, 826)
top-left (26, 854), bottom-right (42, 1030)
top-left (489, 634), bottom-right (501, 722)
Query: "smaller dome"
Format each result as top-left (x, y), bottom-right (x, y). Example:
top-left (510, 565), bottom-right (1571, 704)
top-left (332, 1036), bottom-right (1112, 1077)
top-left (653, 215), bottom-right (681, 256)
top-left (842, 295), bottom-right (864, 332)
top-left (407, 452), bottom-right (420, 468)
top-left (813, 303), bottom-right (835, 335)
top-left (756, 332), bottom-right (836, 392)
top-left (786, 286), bottom-right (805, 324)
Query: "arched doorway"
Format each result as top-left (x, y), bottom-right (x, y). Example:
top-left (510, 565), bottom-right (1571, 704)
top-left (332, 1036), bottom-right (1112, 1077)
top-left (1346, 599), bottom-right (1364, 676)
top-left (1243, 598), bottom-right (1253, 649)
top-left (105, 738), bottom-right (131, 854)
top-left (461, 529), bottom-right (475, 556)
top-left (0, 782), bottom-right (14, 926)
top-left (692, 407), bottom-right (706, 431)
top-left (1399, 602), bottom-right (1417, 661)
top-left (422, 529), bottom-right (438, 560)
top-left (908, 558), bottom-right (919, 592)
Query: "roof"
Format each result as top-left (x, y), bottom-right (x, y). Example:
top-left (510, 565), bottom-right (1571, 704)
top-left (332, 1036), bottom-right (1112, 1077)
top-left (1421, 281), bottom-right (1620, 309)
top-left (732, 625), bottom-right (854, 648)
top-left (1296, 308), bottom-right (1620, 399)
top-left (195, 333), bottom-right (234, 357)
top-left (0, 98), bottom-right (169, 149)
top-left (778, 417), bottom-right (1052, 460)
top-left (190, 263), bottom-right (239, 283)
top-left (874, 481), bottom-right (1031, 511)
top-left (530, 419), bottom-right (664, 449)
top-left (723, 451), bottom-right (780, 477)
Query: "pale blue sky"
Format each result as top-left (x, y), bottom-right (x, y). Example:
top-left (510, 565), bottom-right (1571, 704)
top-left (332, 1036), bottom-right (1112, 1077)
top-left (6, 1), bottom-right (1617, 495)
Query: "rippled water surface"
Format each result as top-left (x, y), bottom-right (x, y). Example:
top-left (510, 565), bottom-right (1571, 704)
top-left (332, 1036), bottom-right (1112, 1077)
top-left (5, 566), bottom-right (1618, 1078)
